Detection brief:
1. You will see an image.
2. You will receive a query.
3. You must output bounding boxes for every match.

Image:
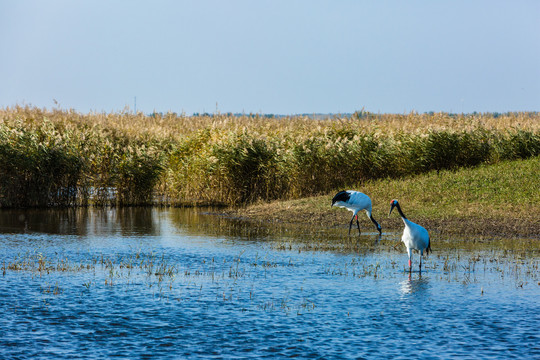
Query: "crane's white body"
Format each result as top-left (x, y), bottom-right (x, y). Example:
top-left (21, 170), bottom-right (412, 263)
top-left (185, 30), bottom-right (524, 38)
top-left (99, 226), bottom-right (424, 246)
top-left (401, 218), bottom-right (430, 262)
top-left (332, 190), bottom-right (382, 235)
top-left (390, 200), bottom-right (430, 272)
top-left (333, 190), bottom-right (373, 217)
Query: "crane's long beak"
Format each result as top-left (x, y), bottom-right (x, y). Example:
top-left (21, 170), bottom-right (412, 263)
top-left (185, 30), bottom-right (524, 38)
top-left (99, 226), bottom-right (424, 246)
top-left (389, 204), bottom-right (395, 216)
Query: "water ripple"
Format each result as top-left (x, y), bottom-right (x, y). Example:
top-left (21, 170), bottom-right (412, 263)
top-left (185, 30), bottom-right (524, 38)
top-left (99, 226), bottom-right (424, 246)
top-left (1, 208), bottom-right (539, 359)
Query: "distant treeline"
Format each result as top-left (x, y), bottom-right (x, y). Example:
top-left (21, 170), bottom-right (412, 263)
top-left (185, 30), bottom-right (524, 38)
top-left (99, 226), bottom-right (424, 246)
top-left (0, 106), bottom-right (538, 207)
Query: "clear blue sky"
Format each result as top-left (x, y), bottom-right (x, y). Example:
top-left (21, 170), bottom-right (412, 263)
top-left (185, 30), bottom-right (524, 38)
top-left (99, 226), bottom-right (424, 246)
top-left (1, 1), bottom-right (539, 115)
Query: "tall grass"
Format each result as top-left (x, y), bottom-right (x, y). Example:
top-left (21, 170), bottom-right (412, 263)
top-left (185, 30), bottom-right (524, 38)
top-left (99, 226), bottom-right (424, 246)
top-left (0, 106), bottom-right (538, 207)
top-left (0, 107), bottom-right (165, 207)
top-left (0, 120), bottom-right (82, 207)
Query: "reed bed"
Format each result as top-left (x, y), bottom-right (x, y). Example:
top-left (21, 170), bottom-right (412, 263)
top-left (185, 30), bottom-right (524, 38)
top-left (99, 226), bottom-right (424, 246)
top-left (1, 106), bottom-right (539, 207)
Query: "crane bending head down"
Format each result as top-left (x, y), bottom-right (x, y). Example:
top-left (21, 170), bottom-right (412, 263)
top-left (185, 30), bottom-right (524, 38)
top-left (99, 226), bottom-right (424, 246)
top-left (331, 190), bottom-right (382, 235)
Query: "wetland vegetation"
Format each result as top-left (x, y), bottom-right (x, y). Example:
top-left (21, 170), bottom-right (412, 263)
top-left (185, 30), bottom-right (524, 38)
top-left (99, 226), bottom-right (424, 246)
top-left (0, 107), bottom-right (538, 199)
top-left (0, 106), bottom-right (538, 239)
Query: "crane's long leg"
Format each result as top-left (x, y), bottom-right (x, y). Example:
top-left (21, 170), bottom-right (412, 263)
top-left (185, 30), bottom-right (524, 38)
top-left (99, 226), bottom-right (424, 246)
top-left (419, 251), bottom-right (423, 273)
top-left (348, 214), bottom-right (355, 235)
top-left (356, 215), bottom-right (361, 235)
top-left (407, 248), bottom-right (412, 273)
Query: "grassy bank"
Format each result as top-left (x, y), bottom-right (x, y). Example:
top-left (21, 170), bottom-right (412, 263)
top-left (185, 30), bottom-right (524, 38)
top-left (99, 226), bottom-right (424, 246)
top-left (220, 157), bottom-right (540, 240)
top-left (0, 106), bottom-right (539, 209)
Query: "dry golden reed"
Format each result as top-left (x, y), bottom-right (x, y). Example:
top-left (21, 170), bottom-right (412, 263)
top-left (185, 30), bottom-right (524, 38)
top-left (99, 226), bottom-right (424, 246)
top-left (0, 106), bottom-right (538, 207)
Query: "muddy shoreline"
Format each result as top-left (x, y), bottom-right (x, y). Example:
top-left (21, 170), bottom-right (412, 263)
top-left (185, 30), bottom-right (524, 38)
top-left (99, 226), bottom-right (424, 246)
top-left (216, 202), bottom-right (540, 241)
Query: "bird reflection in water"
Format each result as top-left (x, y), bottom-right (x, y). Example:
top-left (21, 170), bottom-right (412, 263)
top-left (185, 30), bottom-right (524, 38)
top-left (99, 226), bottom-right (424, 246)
top-left (399, 273), bottom-right (430, 296)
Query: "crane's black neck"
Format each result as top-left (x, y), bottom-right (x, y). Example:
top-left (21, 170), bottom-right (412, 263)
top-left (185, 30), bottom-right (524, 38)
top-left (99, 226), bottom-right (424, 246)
top-left (394, 202), bottom-right (407, 220)
top-left (370, 214), bottom-right (382, 234)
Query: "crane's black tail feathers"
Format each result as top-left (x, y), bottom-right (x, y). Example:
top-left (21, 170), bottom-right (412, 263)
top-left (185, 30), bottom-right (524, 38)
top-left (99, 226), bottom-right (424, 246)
top-left (426, 237), bottom-right (432, 255)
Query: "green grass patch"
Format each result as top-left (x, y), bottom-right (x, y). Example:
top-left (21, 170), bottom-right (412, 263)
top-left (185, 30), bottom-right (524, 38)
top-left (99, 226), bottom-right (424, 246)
top-left (226, 157), bottom-right (540, 239)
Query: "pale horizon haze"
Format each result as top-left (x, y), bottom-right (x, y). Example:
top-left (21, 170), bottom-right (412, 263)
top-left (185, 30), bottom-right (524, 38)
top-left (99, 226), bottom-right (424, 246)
top-left (1, 1), bottom-right (539, 115)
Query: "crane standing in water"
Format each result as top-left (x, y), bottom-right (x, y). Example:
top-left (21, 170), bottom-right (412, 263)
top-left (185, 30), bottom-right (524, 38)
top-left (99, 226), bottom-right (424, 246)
top-left (331, 190), bottom-right (382, 236)
top-left (389, 199), bottom-right (431, 273)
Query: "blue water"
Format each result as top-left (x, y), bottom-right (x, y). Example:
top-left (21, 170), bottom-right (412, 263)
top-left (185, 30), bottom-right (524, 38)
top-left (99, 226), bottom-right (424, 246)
top-left (0, 208), bottom-right (538, 359)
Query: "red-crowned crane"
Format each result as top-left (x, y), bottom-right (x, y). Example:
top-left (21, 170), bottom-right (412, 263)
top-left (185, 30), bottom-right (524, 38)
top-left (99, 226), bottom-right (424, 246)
top-left (331, 190), bottom-right (382, 236)
top-left (389, 199), bottom-right (431, 273)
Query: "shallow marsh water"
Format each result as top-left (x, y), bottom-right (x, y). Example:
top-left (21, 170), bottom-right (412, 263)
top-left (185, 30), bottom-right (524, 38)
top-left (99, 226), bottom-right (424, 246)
top-left (0, 208), bottom-right (539, 359)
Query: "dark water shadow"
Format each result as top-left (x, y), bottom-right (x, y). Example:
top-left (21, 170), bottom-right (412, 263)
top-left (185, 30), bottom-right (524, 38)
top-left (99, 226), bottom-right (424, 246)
top-left (0, 207), bottom-right (161, 236)
top-left (1, 207), bottom-right (538, 257)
